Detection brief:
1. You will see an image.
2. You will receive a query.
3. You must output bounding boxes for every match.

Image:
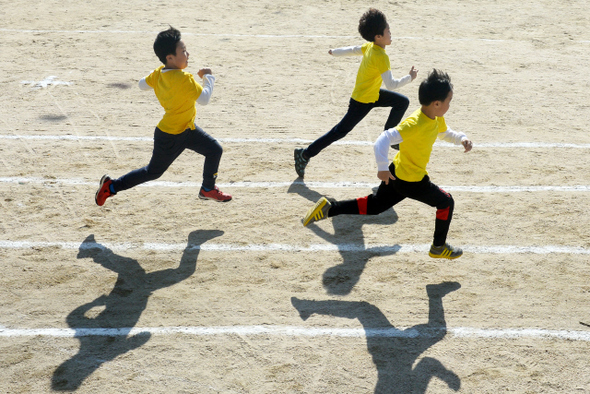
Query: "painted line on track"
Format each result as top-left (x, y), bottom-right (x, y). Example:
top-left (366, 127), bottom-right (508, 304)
top-left (1, 176), bottom-right (590, 193)
top-left (2, 134), bottom-right (590, 149)
top-left (1, 325), bottom-right (590, 341)
top-left (2, 28), bottom-right (589, 45)
top-left (1, 240), bottom-right (589, 255)
top-left (0, 28), bottom-right (504, 42)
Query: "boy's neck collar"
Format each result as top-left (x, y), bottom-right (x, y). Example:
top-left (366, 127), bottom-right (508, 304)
top-left (420, 106), bottom-right (437, 120)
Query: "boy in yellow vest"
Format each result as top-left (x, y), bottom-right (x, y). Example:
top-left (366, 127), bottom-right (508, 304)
top-left (303, 70), bottom-right (473, 259)
top-left (294, 8), bottom-right (418, 178)
top-left (95, 27), bottom-right (231, 206)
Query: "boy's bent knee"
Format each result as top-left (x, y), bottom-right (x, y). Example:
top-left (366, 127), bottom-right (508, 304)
top-left (435, 193), bottom-right (454, 220)
top-left (401, 95), bottom-right (410, 109)
top-left (438, 190), bottom-right (454, 206)
top-left (209, 140), bottom-right (223, 156)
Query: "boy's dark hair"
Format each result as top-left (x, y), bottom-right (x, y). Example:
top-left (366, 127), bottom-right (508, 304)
top-left (153, 27), bottom-right (182, 64)
top-left (358, 8), bottom-right (388, 42)
top-left (419, 69), bottom-right (454, 105)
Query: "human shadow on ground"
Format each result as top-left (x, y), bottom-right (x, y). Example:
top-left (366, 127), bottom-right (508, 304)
top-left (291, 282), bottom-right (461, 393)
top-left (51, 229), bottom-right (223, 391)
top-left (288, 180), bottom-right (399, 295)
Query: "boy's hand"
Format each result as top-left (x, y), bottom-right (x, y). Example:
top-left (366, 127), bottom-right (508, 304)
top-left (409, 66), bottom-right (418, 81)
top-left (197, 68), bottom-right (212, 78)
top-left (462, 139), bottom-right (473, 152)
top-left (378, 170), bottom-right (396, 185)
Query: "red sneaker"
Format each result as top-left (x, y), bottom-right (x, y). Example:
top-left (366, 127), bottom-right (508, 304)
top-left (198, 186), bottom-right (232, 202)
top-left (95, 175), bottom-right (113, 206)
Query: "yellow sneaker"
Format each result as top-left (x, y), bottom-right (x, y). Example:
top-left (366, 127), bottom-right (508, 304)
top-left (428, 243), bottom-right (463, 260)
top-left (303, 197), bottom-right (332, 227)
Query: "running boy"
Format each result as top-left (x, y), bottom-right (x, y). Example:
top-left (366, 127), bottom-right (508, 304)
top-left (294, 8), bottom-right (418, 178)
top-left (95, 27), bottom-right (231, 206)
top-left (303, 69), bottom-right (473, 259)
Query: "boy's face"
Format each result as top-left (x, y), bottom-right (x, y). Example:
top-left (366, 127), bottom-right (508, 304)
top-left (434, 90), bottom-right (453, 117)
top-left (165, 40), bottom-right (189, 69)
top-left (374, 25), bottom-right (392, 48)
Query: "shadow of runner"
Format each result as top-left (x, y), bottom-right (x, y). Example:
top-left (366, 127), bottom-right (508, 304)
top-left (288, 180), bottom-right (399, 296)
top-left (291, 282), bottom-right (461, 394)
top-left (51, 229), bottom-right (223, 391)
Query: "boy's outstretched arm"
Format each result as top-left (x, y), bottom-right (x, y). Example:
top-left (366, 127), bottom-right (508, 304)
top-left (438, 128), bottom-right (473, 153)
top-left (329, 45), bottom-right (363, 56)
top-left (381, 65), bottom-right (417, 91)
top-left (196, 71), bottom-right (215, 105)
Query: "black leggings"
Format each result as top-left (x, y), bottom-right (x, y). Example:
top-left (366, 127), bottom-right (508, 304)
top-left (112, 126), bottom-right (222, 192)
top-left (330, 163), bottom-right (455, 246)
top-left (305, 89), bottom-right (409, 158)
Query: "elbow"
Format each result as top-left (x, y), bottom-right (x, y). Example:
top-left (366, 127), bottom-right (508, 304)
top-left (197, 96), bottom-right (211, 105)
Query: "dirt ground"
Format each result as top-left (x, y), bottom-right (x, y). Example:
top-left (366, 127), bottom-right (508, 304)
top-left (1, 0), bottom-right (590, 392)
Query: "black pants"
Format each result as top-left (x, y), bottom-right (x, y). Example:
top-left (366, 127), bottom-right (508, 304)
top-left (112, 126), bottom-right (222, 193)
top-left (330, 163), bottom-right (455, 246)
top-left (305, 89), bottom-right (409, 158)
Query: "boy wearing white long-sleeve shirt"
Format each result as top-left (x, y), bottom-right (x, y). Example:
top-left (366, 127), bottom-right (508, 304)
top-left (294, 8), bottom-right (418, 178)
top-left (303, 70), bottom-right (473, 260)
top-left (95, 27), bottom-right (231, 206)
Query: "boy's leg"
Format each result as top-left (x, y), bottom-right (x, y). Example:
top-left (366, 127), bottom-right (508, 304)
top-left (395, 175), bottom-right (461, 258)
top-left (374, 89), bottom-right (410, 150)
top-left (303, 99), bottom-right (372, 159)
top-left (185, 125), bottom-right (222, 190)
top-left (374, 89), bottom-right (410, 131)
top-left (185, 125), bottom-right (231, 202)
top-left (329, 180), bottom-right (405, 217)
top-left (112, 128), bottom-right (183, 193)
top-left (303, 169), bottom-right (405, 226)
top-left (330, 163), bottom-right (406, 217)
top-left (96, 128), bottom-right (182, 206)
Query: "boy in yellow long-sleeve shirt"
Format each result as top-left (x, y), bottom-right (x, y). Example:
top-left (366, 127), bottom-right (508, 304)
top-left (303, 70), bottom-right (473, 260)
top-left (294, 8), bottom-right (418, 178)
top-left (95, 27), bottom-right (231, 206)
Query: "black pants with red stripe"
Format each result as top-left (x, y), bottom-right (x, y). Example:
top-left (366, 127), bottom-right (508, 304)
top-left (329, 163), bottom-right (454, 246)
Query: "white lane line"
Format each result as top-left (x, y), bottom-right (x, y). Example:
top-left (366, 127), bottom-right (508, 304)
top-left (0, 28), bottom-right (510, 42)
top-left (1, 325), bottom-right (589, 341)
top-left (3, 28), bottom-right (589, 45)
top-left (2, 134), bottom-right (590, 149)
top-left (1, 176), bottom-right (590, 193)
top-left (0, 28), bottom-right (356, 39)
top-left (1, 240), bottom-right (589, 255)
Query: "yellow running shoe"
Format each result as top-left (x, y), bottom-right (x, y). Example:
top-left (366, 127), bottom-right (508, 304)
top-left (428, 243), bottom-right (463, 259)
top-left (303, 197), bottom-right (332, 227)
